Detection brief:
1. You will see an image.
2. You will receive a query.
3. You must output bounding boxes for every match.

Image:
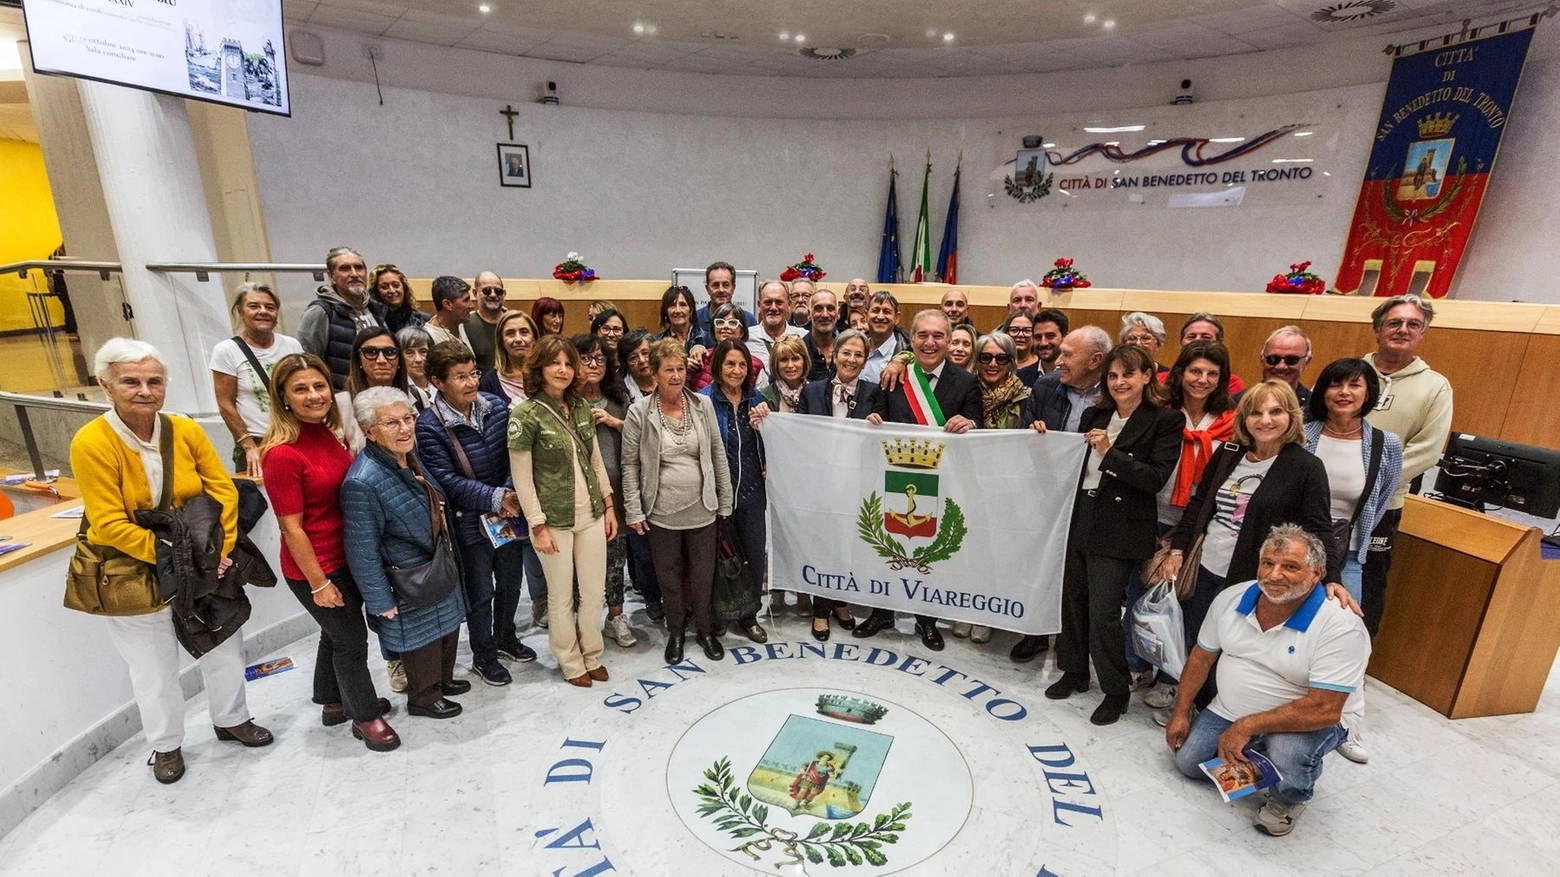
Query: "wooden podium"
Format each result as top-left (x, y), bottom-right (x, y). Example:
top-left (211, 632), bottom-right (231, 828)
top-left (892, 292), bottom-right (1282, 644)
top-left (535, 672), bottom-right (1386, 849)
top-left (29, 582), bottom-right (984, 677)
top-left (1369, 495), bottom-right (1560, 718)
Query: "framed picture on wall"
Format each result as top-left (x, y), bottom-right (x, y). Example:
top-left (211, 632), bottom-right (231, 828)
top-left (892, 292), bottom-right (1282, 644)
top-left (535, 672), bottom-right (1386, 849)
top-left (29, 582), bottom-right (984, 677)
top-left (497, 143), bottom-right (531, 188)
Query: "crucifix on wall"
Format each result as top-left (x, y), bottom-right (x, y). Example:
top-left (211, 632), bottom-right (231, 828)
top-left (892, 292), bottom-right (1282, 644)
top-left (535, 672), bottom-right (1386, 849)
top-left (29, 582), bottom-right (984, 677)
top-left (496, 104), bottom-right (530, 188)
top-left (500, 104), bottom-right (519, 140)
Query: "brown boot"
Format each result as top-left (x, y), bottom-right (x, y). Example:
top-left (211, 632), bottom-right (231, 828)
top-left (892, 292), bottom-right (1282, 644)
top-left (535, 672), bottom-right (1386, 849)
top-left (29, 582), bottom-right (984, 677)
top-left (148, 748), bottom-right (185, 784)
top-left (351, 718), bottom-right (401, 752)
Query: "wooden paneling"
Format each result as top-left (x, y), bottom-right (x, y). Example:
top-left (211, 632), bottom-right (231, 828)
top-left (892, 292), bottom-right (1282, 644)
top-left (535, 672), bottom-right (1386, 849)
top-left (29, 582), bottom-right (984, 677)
top-left (402, 279), bottom-right (1560, 446)
top-left (1457, 528), bottom-right (1560, 718)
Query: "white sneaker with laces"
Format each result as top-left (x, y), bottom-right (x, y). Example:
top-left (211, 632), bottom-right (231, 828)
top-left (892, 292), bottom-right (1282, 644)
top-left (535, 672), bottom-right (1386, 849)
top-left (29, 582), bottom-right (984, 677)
top-left (1255, 799), bottom-right (1307, 836)
top-left (1335, 731), bottom-right (1369, 764)
top-left (1143, 682), bottom-right (1178, 709)
top-left (608, 613), bottom-right (637, 648)
top-left (387, 659), bottom-right (408, 694)
top-left (970, 625), bottom-right (992, 644)
top-left (950, 622), bottom-right (972, 638)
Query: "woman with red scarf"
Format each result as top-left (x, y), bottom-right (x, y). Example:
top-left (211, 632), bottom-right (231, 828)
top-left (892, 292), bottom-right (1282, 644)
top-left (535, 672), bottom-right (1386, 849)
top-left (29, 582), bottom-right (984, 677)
top-left (1129, 340), bottom-right (1234, 709)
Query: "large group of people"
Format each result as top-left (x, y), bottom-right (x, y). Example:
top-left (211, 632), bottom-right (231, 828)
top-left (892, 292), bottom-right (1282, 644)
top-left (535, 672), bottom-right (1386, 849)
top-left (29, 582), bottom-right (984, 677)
top-left (72, 250), bottom-right (1453, 835)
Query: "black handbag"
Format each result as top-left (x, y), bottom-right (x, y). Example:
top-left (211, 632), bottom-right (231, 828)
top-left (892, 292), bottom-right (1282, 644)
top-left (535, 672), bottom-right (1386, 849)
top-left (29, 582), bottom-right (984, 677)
top-left (711, 517), bottom-right (761, 622)
top-left (384, 464), bottom-right (460, 609)
top-left (1330, 427), bottom-right (1386, 570)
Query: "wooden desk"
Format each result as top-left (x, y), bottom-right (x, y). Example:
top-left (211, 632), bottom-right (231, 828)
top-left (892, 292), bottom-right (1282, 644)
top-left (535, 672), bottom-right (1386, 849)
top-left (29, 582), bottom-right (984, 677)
top-left (0, 472), bottom-right (81, 575)
top-left (1369, 495), bottom-right (1560, 718)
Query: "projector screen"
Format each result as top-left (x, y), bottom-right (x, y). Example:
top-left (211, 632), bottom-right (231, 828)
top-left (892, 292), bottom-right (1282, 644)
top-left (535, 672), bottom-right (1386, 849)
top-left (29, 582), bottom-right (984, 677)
top-left (23, 0), bottom-right (289, 116)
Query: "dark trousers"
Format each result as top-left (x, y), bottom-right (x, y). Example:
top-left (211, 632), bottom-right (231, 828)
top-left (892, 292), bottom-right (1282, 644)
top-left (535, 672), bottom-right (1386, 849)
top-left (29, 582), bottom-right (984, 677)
top-left (285, 570), bottom-right (380, 723)
top-left (462, 537), bottom-right (528, 661)
top-left (1361, 507), bottom-right (1401, 638)
top-left (732, 505), bottom-right (766, 624)
top-left (401, 628), bottom-right (459, 707)
top-left (626, 527), bottom-right (662, 608)
top-left (649, 521), bottom-right (717, 635)
top-left (1055, 495), bottom-right (1136, 697)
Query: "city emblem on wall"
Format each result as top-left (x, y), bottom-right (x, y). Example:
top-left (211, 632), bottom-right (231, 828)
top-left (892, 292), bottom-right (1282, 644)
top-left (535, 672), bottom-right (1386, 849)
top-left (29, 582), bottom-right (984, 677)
top-left (1004, 146), bottom-right (1055, 203)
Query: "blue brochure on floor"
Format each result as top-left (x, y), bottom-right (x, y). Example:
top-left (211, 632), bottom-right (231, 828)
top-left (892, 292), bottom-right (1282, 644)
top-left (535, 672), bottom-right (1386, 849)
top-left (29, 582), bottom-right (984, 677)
top-left (245, 657), bottom-right (295, 681)
top-left (1199, 749), bottom-right (1282, 802)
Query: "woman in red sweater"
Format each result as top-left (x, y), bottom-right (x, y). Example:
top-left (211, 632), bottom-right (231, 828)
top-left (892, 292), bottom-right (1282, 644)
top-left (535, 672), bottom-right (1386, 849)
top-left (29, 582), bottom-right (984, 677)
top-left (260, 354), bottom-right (401, 752)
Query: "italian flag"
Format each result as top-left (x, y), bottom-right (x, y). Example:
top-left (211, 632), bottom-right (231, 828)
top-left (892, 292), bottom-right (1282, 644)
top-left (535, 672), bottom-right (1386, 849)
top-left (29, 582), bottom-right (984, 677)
top-left (910, 153), bottom-right (932, 282)
top-left (903, 361), bottom-right (945, 427)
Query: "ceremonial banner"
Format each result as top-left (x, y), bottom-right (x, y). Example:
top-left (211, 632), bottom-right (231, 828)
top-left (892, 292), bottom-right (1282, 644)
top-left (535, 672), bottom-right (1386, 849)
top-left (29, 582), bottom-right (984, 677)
top-left (1336, 18), bottom-right (1540, 298)
top-left (764, 415), bottom-right (1088, 636)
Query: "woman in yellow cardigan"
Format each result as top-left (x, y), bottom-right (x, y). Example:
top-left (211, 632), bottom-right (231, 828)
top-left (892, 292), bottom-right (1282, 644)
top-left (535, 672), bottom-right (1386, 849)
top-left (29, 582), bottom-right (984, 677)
top-left (70, 338), bottom-right (273, 785)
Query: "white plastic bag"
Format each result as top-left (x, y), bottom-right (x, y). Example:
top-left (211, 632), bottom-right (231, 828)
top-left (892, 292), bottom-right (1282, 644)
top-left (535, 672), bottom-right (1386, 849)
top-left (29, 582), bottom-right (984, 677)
top-left (1131, 580), bottom-right (1187, 679)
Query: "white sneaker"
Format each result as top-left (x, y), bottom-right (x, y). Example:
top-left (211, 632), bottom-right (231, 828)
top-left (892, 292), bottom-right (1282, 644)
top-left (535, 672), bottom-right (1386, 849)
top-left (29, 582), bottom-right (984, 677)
top-left (1255, 799), bottom-right (1307, 836)
top-left (970, 625), bottom-right (992, 644)
top-left (950, 622), bottom-right (972, 638)
top-left (387, 659), bottom-right (408, 694)
top-left (608, 613), bottom-right (637, 648)
top-left (1143, 682), bottom-right (1178, 709)
top-left (1131, 669), bottom-right (1157, 691)
top-left (1335, 732), bottom-right (1369, 764)
top-left (1152, 708), bottom-right (1173, 728)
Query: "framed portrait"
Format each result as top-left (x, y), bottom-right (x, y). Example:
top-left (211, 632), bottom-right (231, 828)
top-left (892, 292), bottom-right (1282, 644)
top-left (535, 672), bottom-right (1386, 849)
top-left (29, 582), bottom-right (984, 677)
top-left (497, 143), bottom-right (531, 188)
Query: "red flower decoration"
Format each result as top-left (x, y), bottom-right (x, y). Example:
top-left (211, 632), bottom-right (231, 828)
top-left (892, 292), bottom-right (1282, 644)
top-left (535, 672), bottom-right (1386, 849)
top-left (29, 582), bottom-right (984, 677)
top-left (1265, 260), bottom-right (1326, 295)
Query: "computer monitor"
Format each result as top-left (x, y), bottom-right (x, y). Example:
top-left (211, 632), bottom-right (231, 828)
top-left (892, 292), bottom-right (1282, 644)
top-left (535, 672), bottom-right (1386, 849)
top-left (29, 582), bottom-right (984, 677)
top-left (1436, 433), bottom-right (1560, 518)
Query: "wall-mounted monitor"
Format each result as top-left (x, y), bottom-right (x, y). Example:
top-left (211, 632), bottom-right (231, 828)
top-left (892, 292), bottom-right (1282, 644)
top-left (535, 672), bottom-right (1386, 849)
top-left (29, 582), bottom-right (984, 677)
top-left (23, 0), bottom-right (289, 116)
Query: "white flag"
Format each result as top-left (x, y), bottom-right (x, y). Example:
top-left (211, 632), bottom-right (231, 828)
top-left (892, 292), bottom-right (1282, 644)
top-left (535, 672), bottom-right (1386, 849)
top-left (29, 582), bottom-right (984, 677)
top-left (763, 414), bottom-right (1089, 636)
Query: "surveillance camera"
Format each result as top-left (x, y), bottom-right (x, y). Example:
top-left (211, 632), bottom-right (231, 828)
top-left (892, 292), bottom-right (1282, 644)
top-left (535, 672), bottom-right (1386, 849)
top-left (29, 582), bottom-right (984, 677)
top-left (539, 81), bottom-right (559, 105)
top-left (1173, 79), bottom-right (1194, 106)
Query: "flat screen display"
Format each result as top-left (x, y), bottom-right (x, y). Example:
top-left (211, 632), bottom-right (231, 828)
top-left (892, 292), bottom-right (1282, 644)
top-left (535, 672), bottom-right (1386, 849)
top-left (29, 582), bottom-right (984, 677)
top-left (23, 0), bottom-right (289, 116)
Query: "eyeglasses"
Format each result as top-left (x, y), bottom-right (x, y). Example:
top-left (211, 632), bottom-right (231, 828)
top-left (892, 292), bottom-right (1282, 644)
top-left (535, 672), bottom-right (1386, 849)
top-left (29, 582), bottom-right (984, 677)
top-left (377, 414), bottom-right (417, 430)
top-left (579, 354), bottom-right (606, 365)
top-left (1382, 318), bottom-right (1426, 331)
top-left (596, 325), bottom-right (624, 336)
top-left (713, 317), bottom-right (744, 328)
top-left (1263, 354), bottom-right (1306, 366)
top-left (480, 286), bottom-right (505, 296)
top-left (361, 347), bottom-right (401, 360)
top-left (446, 370), bottom-right (481, 383)
top-left (977, 353), bottom-right (1013, 365)
top-left (1006, 327), bottom-right (1033, 336)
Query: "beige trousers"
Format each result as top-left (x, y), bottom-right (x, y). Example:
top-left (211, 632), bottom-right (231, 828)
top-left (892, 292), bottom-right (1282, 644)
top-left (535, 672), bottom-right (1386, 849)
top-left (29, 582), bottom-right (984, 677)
top-left (538, 515), bottom-right (608, 679)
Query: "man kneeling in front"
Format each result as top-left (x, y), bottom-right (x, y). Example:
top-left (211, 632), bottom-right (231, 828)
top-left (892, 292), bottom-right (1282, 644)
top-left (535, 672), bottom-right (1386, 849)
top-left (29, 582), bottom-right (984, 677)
top-left (1165, 523), bottom-right (1368, 836)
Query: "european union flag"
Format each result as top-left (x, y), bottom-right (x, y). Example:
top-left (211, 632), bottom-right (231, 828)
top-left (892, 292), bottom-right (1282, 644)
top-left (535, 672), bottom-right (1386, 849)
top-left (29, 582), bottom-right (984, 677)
top-left (877, 165), bottom-right (902, 284)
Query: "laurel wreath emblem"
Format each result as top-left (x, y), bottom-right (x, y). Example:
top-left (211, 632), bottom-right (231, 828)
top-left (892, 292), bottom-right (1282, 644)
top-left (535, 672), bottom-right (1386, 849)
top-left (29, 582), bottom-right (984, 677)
top-left (694, 756), bottom-right (912, 869)
top-left (1380, 156), bottom-right (1477, 225)
top-left (1004, 171), bottom-right (1054, 203)
top-left (856, 492), bottom-right (967, 574)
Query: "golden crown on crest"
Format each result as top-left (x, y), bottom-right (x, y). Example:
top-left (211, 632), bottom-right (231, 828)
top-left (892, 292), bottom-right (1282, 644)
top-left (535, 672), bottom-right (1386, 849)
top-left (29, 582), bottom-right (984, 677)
top-left (1417, 112), bottom-right (1459, 138)
top-left (880, 438), bottom-right (945, 470)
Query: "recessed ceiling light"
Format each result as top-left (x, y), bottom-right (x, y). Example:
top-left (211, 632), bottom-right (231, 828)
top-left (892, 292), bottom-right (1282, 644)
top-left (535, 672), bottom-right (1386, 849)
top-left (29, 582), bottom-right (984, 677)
top-left (795, 34), bottom-right (806, 42)
top-left (1103, 20), bottom-right (1116, 29)
top-left (1209, 137), bottom-right (1245, 143)
top-left (1043, 142), bottom-right (1056, 148)
top-left (634, 23), bottom-right (645, 34)
top-left (1272, 158), bottom-right (1314, 163)
top-left (926, 29), bottom-right (938, 38)
top-left (943, 33), bottom-right (955, 42)
top-left (1084, 125), bottom-right (1144, 133)
top-left (1293, 131), bottom-right (1314, 137)
top-left (779, 31), bottom-right (789, 40)
top-left (1084, 14), bottom-right (1096, 24)
top-left (478, 4), bottom-right (491, 13)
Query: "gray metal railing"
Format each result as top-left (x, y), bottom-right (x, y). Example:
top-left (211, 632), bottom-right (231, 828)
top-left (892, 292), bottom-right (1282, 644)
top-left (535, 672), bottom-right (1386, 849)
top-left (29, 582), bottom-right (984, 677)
top-left (144, 262), bottom-right (327, 282)
top-left (0, 391), bottom-right (110, 480)
top-left (0, 259), bottom-right (123, 280)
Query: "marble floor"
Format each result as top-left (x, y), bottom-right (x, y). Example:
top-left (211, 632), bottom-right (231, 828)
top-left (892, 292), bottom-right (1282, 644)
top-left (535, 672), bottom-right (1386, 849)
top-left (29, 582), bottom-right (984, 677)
top-left (3, 593), bottom-right (1558, 876)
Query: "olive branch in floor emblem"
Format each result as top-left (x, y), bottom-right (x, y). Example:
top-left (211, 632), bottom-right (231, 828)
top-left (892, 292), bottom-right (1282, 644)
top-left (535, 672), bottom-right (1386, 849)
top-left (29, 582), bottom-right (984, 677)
top-left (856, 492), bottom-right (967, 575)
top-left (694, 756), bottom-right (912, 869)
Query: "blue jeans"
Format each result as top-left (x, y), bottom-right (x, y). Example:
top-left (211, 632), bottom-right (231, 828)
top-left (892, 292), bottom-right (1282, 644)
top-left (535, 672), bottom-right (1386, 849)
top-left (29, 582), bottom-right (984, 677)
top-left (1339, 556), bottom-right (1363, 605)
top-left (626, 526), bottom-right (661, 609)
top-left (1173, 709), bottom-right (1347, 806)
top-left (462, 537), bottom-right (531, 661)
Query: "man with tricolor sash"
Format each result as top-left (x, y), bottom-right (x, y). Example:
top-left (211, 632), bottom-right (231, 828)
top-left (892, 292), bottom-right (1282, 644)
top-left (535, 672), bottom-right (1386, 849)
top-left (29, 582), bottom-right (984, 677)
top-left (854, 309), bottom-right (982, 651)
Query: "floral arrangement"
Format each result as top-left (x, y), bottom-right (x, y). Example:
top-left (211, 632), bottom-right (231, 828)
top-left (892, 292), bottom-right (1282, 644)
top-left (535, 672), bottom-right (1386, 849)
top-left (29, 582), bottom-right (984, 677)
top-left (1265, 260), bottom-right (1326, 295)
top-left (780, 252), bottom-right (826, 282)
top-left (1041, 257), bottom-right (1091, 290)
top-left (553, 252), bottom-right (597, 282)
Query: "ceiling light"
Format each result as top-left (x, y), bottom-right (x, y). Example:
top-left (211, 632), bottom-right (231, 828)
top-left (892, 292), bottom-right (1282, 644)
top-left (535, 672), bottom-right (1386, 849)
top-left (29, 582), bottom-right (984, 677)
top-left (478, 4), bottom-right (491, 12)
top-left (634, 23), bottom-right (645, 34)
top-left (1043, 142), bottom-right (1056, 148)
top-left (1084, 14), bottom-right (1097, 24)
top-left (926, 29), bottom-right (938, 38)
top-left (1103, 20), bottom-right (1116, 30)
top-left (647, 25), bottom-right (657, 34)
top-left (1083, 125), bottom-right (1144, 133)
top-left (1208, 137), bottom-right (1245, 143)
top-left (1323, 172), bottom-right (1332, 176)
top-left (943, 33), bottom-right (955, 42)
top-left (1105, 141), bottom-right (1120, 146)
top-left (795, 34), bottom-right (806, 43)
top-left (1293, 131), bottom-right (1314, 137)
top-left (1272, 158), bottom-right (1314, 163)
top-left (779, 31), bottom-right (789, 40)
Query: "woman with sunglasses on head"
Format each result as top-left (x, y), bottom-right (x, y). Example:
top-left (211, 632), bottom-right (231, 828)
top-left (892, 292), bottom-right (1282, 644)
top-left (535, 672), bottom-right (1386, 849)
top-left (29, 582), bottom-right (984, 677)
top-left (369, 264), bottom-right (429, 334)
top-left (690, 303), bottom-right (764, 394)
top-left (479, 310), bottom-right (540, 405)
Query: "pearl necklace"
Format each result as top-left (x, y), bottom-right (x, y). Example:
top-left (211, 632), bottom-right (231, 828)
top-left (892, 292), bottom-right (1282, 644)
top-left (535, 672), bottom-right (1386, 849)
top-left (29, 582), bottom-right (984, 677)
top-left (657, 393), bottom-right (692, 446)
top-left (1323, 422), bottom-right (1363, 438)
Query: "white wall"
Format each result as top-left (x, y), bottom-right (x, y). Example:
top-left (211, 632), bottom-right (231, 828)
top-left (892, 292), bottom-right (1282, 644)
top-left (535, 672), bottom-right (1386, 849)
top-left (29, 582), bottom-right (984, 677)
top-left (247, 21), bottom-right (1560, 304)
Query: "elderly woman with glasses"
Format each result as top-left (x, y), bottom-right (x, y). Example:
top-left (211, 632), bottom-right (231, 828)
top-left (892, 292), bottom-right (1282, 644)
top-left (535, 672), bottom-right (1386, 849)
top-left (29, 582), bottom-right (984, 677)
top-left (342, 387), bottom-right (470, 729)
top-left (1119, 311), bottom-right (1169, 379)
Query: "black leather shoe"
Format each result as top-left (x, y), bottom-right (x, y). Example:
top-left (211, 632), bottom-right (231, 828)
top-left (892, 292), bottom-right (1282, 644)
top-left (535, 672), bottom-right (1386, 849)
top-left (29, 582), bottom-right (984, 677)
top-left (1045, 673), bottom-right (1090, 700)
top-left (1010, 634), bottom-right (1050, 663)
top-left (811, 620), bottom-right (831, 642)
top-left (321, 698), bottom-right (392, 727)
top-left (852, 613), bottom-right (896, 639)
top-left (696, 634), bottom-right (725, 661)
top-left (833, 609), bottom-right (857, 631)
top-left (664, 632), bottom-right (685, 664)
top-left (442, 679), bottom-right (472, 696)
top-left (1090, 694), bottom-right (1130, 726)
top-left (743, 622), bottom-right (768, 644)
top-left (408, 698), bottom-right (463, 719)
top-left (916, 622), bottom-right (945, 652)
